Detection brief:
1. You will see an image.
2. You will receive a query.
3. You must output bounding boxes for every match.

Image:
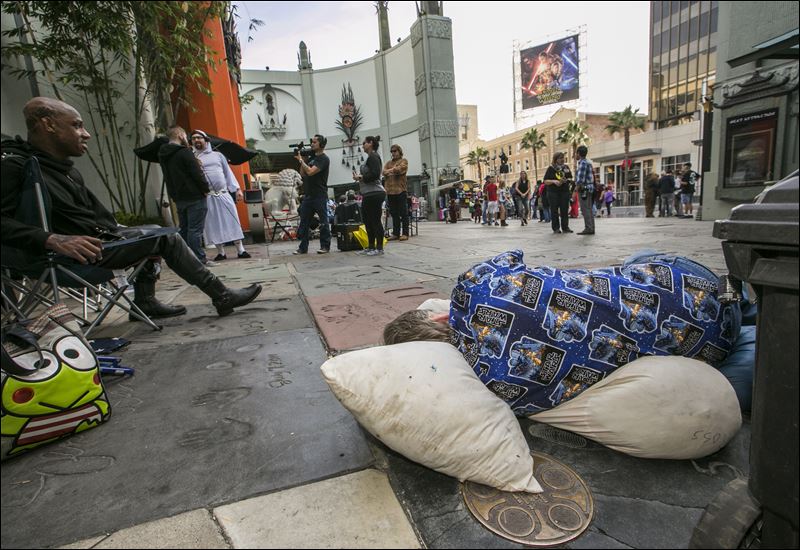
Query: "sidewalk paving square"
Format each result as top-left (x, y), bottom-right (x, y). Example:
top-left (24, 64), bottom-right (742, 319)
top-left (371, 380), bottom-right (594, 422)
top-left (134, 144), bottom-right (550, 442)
top-left (0, 330), bottom-right (372, 549)
top-left (306, 284), bottom-right (447, 352)
top-left (215, 469), bottom-right (420, 549)
top-left (89, 296), bottom-right (313, 350)
top-left (59, 509), bottom-right (228, 549)
top-left (294, 265), bottom-right (420, 298)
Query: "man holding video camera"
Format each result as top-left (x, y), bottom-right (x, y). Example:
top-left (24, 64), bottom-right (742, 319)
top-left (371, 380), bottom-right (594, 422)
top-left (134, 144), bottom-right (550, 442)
top-left (293, 134), bottom-right (332, 255)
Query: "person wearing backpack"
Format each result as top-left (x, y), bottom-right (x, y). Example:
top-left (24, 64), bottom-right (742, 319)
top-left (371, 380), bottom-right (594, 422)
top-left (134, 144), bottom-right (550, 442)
top-left (680, 162), bottom-right (698, 217)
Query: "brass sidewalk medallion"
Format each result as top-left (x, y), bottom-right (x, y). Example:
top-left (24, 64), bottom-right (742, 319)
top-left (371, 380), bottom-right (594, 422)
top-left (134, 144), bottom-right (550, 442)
top-left (462, 451), bottom-right (593, 547)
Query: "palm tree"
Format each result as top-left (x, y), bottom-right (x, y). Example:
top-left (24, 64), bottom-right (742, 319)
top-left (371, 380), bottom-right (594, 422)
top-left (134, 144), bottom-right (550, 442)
top-left (520, 128), bottom-right (547, 183)
top-left (556, 118), bottom-right (591, 171)
top-left (605, 105), bottom-right (646, 190)
top-left (467, 147), bottom-right (489, 183)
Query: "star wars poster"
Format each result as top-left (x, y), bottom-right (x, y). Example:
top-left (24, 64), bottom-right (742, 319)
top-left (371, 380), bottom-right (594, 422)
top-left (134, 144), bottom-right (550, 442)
top-left (521, 34), bottom-right (580, 109)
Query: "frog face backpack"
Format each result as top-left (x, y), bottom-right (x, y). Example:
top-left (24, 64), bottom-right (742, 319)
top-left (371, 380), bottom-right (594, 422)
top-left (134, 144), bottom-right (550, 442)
top-left (1, 304), bottom-right (111, 460)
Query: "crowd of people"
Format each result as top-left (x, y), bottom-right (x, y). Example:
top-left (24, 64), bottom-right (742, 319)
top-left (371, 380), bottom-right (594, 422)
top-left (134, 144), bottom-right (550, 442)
top-left (456, 151), bottom-right (700, 235)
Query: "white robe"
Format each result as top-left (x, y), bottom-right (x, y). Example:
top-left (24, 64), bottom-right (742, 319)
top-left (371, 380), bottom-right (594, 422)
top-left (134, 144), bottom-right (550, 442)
top-left (194, 144), bottom-right (244, 245)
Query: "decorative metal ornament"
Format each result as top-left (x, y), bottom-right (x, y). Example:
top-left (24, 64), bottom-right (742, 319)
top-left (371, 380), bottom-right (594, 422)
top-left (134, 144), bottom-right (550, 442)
top-left (462, 451), bottom-right (593, 547)
top-left (335, 83), bottom-right (363, 143)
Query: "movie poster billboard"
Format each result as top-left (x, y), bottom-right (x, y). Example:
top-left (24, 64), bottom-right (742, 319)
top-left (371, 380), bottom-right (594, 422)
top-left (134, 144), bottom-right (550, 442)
top-left (724, 109), bottom-right (778, 188)
top-left (520, 35), bottom-right (580, 110)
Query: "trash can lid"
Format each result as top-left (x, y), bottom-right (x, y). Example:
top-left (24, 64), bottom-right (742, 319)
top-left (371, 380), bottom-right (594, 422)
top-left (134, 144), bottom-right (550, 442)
top-left (713, 170), bottom-right (799, 246)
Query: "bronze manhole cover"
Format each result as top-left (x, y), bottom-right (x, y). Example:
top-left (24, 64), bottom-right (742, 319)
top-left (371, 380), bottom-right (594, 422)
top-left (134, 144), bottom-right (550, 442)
top-left (462, 451), bottom-right (593, 547)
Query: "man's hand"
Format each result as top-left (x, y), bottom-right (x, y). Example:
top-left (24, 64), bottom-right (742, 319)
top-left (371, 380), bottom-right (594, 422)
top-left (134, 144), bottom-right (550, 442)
top-left (45, 234), bottom-right (103, 264)
top-left (235, 189), bottom-right (243, 202)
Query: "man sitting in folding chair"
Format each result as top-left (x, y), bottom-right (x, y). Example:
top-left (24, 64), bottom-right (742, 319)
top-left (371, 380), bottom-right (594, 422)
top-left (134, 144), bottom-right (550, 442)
top-left (1, 97), bottom-right (262, 320)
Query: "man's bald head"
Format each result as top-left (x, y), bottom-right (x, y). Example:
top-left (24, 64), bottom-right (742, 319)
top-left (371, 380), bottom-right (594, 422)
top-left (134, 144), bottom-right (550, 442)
top-left (24, 97), bottom-right (78, 133)
top-left (22, 97), bottom-right (90, 160)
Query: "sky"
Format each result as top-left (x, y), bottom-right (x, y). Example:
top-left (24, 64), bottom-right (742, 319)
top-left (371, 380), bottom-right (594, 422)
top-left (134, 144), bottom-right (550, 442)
top-left (232, 1), bottom-right (651, 140)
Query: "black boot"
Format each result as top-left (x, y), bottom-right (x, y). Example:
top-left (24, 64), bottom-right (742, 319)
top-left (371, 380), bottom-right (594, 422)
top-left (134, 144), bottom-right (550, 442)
top-left (201, 277), bottom-right (262, 317)
top-left (130, 279), bottom-right (187, 321)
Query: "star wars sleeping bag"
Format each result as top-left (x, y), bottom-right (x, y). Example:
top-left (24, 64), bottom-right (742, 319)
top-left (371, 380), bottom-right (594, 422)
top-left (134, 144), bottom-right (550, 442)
top-left (449, 250), bottom-right (738, 415)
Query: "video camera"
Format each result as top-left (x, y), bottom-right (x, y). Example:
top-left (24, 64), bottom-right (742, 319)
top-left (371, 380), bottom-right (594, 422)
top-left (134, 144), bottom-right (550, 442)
top-left (289, 140), bottom-right (314, 159)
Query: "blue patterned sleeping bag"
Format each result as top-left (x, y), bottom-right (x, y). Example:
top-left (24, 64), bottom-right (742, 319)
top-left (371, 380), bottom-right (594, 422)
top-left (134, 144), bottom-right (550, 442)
top-left (449, 250), bottom-right (739, 415)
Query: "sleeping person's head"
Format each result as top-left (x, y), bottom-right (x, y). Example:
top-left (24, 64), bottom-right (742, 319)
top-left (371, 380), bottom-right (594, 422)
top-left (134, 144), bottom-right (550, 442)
top-left (383, 310), bottom-right (452, 345)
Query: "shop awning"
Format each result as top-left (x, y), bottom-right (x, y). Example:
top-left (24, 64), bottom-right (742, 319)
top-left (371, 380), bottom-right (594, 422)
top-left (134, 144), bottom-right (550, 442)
top-left (727, 28), bottom-right (799, 68)
top-left (433, 179), bottom-right (477, 192)
top-left (592, 148), bottom-right (662, 164)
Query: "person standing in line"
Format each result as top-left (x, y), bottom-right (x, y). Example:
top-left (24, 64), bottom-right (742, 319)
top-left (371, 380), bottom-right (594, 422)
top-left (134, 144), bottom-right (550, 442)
top-left (673, 173), bottom-right (684, 216)
top-left (383, 144), bottom-right (409, 241)
top-left (537, 180), bottom-right (551, 223)
top-left (680, 162), bottom-right (699, 217)
top-left (498, 179), bottom-right (509, 227)
top-left (574, 145), bottom-right (595, 235)
top-left (159, 126), bottom-right (212, 265)
top-left (543, 152), bottom-right (573, 234)
top-left (190, 130), bottom-right (251, 261)
top-left (511, 170), bottom-right (532, 226)
top-left (352, 135), bottom-right (386, 256)
top-left (293, 134), bottom-right (332, 255)
top-left (484, 176), bottom-right (499, 226)
top-left (644, 172), bottom-right (659, 218)
top-left (482, 176), bottom-right (491, 225)
top-left (658, 169), bottom-right (676, 217)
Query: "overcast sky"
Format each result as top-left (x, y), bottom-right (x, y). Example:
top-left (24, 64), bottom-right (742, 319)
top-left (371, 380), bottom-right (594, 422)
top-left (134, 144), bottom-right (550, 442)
top-left (232, 1), bottom-right (651, 140)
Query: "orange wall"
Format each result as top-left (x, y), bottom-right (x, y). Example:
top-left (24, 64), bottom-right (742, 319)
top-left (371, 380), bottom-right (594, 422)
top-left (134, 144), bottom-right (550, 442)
top-left (177, 16), bottom-right (251, 230)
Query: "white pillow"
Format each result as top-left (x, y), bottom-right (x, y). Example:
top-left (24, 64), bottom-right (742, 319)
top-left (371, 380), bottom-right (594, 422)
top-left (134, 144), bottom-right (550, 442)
top-left (417, 298), bottom-right (451, 314)
top-left (321, 342), bottom-right (543, 493)
top-left (529, 355), bottom-right (742, 459)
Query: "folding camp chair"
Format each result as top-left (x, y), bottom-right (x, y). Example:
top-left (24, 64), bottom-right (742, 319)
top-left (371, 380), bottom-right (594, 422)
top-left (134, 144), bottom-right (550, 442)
top-left (1, 157), bottom-right (163, 337)
top-left (267, 210), bottom-right (300, 242)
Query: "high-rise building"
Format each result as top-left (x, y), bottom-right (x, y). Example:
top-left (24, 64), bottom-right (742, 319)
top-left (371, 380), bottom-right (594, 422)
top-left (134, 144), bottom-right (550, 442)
top-left (649, 1), bottom-right (719, 128)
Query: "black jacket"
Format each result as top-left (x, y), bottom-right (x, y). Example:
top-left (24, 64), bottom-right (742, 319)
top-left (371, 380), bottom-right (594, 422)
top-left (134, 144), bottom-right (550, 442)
top-left (158, 143), bottom-right (209, 201)
top-left (1, 137), bottom-right (118, 252)
top-left (658, 175), bottom-right (676, 195)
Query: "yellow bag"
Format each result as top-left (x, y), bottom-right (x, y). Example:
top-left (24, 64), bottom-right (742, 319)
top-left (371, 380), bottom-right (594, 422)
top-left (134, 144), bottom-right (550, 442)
top-left (351, 224), bottom-right (387, 249)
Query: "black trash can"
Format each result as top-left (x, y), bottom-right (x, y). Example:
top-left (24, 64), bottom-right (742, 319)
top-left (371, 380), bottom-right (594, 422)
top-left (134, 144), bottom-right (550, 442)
top-left (693, 171), bottom-right (799, 549)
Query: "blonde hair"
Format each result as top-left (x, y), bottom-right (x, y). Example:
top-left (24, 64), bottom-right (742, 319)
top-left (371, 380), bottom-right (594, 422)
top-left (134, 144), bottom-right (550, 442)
top-left (389, 144), bottom-right (403, 156)
top-left (383, 310), bottom-right (452, 345)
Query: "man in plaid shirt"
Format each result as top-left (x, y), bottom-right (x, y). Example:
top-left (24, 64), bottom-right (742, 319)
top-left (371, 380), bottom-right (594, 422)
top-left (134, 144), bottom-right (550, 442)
top-left (574, 145), bottom-right (595, 235)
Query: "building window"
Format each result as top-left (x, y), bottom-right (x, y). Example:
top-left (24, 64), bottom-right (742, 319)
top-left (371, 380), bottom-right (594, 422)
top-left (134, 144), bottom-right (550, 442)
top-left (661, 154), bottom-right (692, 174)
top-left (643, 159), bottom-right (655, 176)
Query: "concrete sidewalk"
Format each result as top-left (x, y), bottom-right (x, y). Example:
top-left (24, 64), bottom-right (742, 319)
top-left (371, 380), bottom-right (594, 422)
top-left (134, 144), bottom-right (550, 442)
top-left (1, 214), bottom-right (749, 549)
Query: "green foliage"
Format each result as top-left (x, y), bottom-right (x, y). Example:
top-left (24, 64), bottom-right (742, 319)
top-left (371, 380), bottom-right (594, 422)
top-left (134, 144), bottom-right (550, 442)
top-left (239, 93), bottom-right (255, 106)
top-left (1, 1), bottom-right (229, 216)
top-left (249, 151), bottom-right (271, 173)
top-left (520, 128), bottom-right (547, 181)
top-left (605, 105), bottom-right (646, 145)
top-left (466, 147), bottom-right (489, 182)
top-left (605, 105), bottom-right (646, 187)
top-left (114, 211), bottom-right (164, 227)
top-left (557, 119), bottom-right (590, 170)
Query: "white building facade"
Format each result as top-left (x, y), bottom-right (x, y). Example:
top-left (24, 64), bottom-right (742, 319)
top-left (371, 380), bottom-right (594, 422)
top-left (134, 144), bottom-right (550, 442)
top-left (239, 13), bottom-right (460, 216)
